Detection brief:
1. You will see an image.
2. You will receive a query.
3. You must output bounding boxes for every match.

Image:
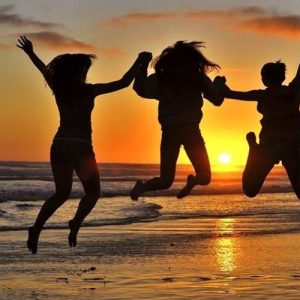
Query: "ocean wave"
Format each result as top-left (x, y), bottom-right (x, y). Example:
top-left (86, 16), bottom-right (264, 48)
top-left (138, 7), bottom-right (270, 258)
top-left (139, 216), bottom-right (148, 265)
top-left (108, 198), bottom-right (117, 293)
top-left (0, 179), bottom-right (294, 201)
top-left (0, 209), bottom-right (7, 215)
top-left (2, 218), bottom-right (300, 238)
top-left (15, 203), bottom-right (39, 210)
top-left (0, 162), bottom-right (292, 200)
top-left (0, 197), bottom-right (162, 232)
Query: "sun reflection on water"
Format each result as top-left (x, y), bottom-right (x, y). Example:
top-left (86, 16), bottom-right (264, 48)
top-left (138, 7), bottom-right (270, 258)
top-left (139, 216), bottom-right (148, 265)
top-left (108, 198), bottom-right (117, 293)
top-left (215, 218), bottom-right (237, 272)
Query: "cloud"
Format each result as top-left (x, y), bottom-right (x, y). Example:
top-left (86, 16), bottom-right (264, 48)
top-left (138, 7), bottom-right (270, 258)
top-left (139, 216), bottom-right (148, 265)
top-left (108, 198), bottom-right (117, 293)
top-left (0, 4), bottom-right (60, 29)
top-left (21, 31), bottom-right (97, 52)
top-left (106, 7), bottom-right (265, 26)
top-left (107, 12), bottom-right (177, 26)
top-left (107, 6), bottom-right (300, 39)
top-left (238, 15), bottom-right (300, 38)
top-left (0, 43), bottom-right (11, 50)
top-left (183, 6), bottom-right (267, 20)
top-left (97, 46), bottom-right (126, 58)
top-left (184, 7), bottom-right (300, 39)
top-left (0, 4), bottom-right (14, 13)
top-left (17, 31), bottom-right (126, 58)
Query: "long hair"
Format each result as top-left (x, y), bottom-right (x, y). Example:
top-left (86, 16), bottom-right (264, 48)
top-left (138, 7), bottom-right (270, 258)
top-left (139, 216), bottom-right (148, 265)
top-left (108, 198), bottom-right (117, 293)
top-left (45, 53), bottom-right (96, 95)
top-left (153, 41), bottom-right (219, 74)
top-left (152, 41), bottom-right (219, 93)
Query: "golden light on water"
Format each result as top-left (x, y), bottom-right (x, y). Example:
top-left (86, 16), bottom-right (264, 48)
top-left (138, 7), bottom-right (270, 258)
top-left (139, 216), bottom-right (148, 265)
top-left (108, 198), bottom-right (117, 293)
top-left (215, 218), bottom-right (237, 272)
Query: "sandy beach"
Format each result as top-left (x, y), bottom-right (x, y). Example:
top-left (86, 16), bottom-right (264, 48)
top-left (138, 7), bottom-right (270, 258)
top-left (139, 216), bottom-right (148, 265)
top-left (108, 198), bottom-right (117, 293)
top-left (2, 163), bottom-right (300, 299)
top-left (2, 197), bottom-right (300, 299)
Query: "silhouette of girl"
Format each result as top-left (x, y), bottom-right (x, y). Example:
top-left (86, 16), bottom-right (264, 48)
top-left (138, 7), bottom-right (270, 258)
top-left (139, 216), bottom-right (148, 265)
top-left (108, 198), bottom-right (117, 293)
top-left (131, 41), bottom-right (224, 200)
top-left (17, 36), bottom-right (144, 253)
top-left (221, 61), bottom-right (300, 198)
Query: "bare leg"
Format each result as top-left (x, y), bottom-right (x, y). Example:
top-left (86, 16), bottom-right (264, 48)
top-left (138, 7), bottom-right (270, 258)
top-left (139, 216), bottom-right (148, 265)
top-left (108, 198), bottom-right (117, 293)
top-left (282, 142), bottom-right (300, 199)
top-left (130, 148), bottom-right (180, 200)
top-left (68, 150), bottom-right (100, 247)
top-left (242, 132), bottom-right (275, 197)
top-left (177, 130), bottom-right (211, 198)
top-left (28, 155), bottom-right (73, 254)
top-left (28, 190), bottom-right (72, 254)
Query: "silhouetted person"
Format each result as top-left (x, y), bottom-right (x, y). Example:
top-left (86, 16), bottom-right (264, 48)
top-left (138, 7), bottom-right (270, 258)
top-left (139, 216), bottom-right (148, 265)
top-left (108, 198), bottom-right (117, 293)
top-left (130, 41), bottom-right (224, 200)
top-left (220, 61), bottom-right (300, 198)
top-left (17, 36), bottom-right (145, 253)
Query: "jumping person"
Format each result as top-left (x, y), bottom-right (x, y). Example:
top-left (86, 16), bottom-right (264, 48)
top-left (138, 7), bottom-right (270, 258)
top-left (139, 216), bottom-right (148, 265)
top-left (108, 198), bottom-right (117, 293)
top-left (130, 41), bottom-right (225, 200)
top-left (17, 36), bottom-right (145, 253)
top-left (220, 61), bottom-right (300, 198)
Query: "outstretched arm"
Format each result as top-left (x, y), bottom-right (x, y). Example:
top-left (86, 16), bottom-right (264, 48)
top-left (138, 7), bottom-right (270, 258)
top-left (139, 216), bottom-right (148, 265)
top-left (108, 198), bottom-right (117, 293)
top-left (92, 52), bottom-right (149, 97)
top-left (212, 76), bottom-right (262, 101)
top-left (17, 36), bottom-right (52, 87)
top-left (225, 89), bottom-right (261, 101)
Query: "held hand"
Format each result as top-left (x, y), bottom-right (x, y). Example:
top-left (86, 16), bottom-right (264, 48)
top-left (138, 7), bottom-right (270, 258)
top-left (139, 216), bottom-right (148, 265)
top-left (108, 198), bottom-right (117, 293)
top-left (138, 52), bottom-right (152, 64)
top-left (213, 76), bottom-right (230, 96)
top-left (16, 36), bottom-right (33, 54)
top-left (213, 75), bottom-right (226, 85)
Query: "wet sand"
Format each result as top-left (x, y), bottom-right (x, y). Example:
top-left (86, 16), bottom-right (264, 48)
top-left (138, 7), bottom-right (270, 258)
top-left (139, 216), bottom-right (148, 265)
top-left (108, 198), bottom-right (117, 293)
top-left (2, 219), bottom-right (300, 299)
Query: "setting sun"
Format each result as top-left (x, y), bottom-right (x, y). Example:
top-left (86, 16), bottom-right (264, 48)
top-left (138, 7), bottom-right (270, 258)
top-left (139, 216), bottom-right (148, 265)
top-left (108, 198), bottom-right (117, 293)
top-left (218, 153), bottom-right (231, 165)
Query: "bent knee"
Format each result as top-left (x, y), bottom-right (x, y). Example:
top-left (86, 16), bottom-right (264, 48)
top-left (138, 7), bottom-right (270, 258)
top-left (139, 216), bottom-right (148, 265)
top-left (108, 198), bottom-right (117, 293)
top-left (196, 173), bottom-right (211, 185)
top-left (200, 174), bottom-right (211, 185)
top-left (243, 184), bottom-right (259, 198)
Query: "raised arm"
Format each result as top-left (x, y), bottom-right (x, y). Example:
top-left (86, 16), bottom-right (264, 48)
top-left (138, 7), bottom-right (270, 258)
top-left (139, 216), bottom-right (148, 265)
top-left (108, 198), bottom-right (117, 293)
top-left (133, 52), bottom-right (159, 99)
top-left (17, 36), bottom-right (51, 86)
top-left (92, 52), bottom-right (149, 97)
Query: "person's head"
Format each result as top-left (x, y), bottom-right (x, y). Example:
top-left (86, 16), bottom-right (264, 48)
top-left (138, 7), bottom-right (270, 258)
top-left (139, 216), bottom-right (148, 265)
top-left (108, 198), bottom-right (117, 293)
top-left (261, 61), bottom-right (286, 87)
top-left (46, 53), bottom-right (96, 94)
top-left (153, 40), bottom-right (220, 76)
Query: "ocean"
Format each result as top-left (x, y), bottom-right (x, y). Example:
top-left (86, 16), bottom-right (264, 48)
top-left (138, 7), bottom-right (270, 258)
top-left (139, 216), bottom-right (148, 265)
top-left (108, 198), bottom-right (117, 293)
top-left (0, 161), bottom-right (299, 236)
top-left (2, 162), bottom-right (300, 299)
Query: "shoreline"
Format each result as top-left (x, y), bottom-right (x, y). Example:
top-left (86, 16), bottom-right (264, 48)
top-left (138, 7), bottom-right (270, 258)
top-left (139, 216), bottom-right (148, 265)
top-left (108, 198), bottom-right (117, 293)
top-left (2, 221), bottom-right (300, 299)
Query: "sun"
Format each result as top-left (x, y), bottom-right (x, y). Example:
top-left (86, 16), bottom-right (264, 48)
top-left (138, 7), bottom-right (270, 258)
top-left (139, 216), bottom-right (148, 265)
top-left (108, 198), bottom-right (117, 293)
top-left (218, 153), bottom-right (231, 165)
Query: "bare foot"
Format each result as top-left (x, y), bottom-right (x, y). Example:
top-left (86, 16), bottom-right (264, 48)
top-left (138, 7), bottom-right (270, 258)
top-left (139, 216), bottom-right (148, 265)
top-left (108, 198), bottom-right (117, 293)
top-left (68, 220), bottom-right (80, 247)
top-left (130, 180), bottom-right (143, 201)
top-left (27, 226), bottom-right (40, 254)
top-left (177, 174), bottom-right (196, 199)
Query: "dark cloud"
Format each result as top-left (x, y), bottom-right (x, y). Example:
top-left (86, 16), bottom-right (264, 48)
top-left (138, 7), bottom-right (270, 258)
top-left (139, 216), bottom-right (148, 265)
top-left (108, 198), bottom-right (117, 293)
top-left (0, 4), bottom-right (60, 29)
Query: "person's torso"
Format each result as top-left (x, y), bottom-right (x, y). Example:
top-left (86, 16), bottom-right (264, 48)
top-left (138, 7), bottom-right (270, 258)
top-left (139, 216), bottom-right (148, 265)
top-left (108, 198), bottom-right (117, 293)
top-left (257, 85), bottom-right (300, 141)
top-left (54, 84), bottom-right (95, 141)
top-left (157, 74), bottom-right (204, 126)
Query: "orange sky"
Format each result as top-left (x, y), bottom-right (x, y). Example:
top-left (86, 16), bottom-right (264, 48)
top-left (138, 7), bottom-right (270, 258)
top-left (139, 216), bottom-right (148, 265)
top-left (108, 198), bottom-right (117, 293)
top-left (1, 1), bottom-right (300, 168)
